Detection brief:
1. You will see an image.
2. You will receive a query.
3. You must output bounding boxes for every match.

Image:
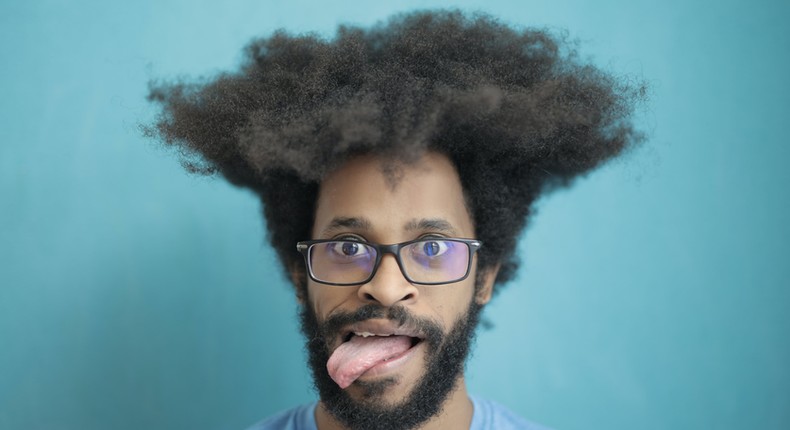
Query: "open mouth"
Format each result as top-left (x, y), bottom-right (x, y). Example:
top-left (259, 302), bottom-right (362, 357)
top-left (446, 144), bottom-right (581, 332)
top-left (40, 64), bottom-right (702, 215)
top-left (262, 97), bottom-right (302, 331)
top-left (328, 327), bottom-right (425, 389)
top-left (342, 331), bottom-right (423, 347)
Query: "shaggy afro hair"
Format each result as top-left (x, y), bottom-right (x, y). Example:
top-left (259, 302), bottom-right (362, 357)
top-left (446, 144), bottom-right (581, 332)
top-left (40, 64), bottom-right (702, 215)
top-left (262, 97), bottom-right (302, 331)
top-left (145, 9), bottom-right (645, 295)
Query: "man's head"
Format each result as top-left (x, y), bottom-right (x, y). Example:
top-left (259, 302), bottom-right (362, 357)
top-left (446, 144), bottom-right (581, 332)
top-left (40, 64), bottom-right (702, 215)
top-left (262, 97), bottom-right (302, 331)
top-left (298, 152), bottom-right (494, 429)
top-left (145, 8), bottom-right (644, 429)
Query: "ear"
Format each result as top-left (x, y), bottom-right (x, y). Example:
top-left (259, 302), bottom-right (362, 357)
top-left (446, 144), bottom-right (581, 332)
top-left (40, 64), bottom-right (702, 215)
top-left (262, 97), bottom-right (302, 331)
top-left (289, 263), bottom-right (307, 304)
top-left (474, 263), bottom-right (500, 306)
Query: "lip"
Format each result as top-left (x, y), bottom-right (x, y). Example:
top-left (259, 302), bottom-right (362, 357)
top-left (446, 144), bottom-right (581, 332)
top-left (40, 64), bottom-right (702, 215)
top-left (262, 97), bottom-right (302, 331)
top-left (332, 319), bottom-right (426, 354)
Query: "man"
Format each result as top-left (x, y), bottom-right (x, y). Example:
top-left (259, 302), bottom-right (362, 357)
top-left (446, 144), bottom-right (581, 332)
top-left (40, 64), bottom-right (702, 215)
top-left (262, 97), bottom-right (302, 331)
top-left (146, 9), bottom-right (644, 430)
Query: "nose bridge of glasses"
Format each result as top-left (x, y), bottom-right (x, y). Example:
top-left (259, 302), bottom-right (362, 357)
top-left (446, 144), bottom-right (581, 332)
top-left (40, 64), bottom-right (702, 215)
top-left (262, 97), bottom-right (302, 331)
top-left (372, 243), bottom-right (407, 278)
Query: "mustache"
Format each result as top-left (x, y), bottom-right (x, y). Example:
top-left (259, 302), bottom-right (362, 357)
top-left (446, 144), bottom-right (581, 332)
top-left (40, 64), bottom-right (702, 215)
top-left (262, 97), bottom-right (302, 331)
top-left (319, 304), bottom-right (444, 349)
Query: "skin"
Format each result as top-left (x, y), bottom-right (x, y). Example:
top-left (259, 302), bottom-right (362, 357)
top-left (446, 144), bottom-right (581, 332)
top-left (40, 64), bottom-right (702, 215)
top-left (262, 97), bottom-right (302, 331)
top-left (301, 151), bottom-right (498, 430)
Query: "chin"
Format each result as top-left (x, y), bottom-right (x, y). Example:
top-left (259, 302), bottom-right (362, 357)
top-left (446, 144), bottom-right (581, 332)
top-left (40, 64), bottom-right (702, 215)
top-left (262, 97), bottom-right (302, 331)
top-left (299, 301), bottom-right (483, 430)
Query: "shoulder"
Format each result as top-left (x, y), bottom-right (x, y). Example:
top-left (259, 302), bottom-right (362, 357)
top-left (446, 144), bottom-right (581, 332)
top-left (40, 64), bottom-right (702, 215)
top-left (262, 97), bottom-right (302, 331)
top-left (244, 403), bottom-right (318, 430)
top-left (470, 396), bottom-right (553, 430)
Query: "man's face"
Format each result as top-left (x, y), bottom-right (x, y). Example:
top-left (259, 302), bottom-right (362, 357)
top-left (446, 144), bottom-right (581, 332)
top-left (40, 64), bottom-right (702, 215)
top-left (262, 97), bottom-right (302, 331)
top-left (299, 151), bottom-right (494, 429)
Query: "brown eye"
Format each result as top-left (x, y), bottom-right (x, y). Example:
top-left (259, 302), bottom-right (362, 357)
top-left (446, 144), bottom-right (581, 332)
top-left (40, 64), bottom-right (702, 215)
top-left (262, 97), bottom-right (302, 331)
top-left (341, 242), bottom-right (359, 256)
top-left (414, 240), bottom-right (450, 258)
top-left (423, 241), bottom-right (440, 256)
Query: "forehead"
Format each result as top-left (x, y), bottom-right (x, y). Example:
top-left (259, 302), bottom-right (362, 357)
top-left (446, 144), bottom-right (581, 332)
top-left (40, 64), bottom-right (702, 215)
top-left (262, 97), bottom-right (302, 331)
top-left (311, 152), bottom-right (474, 240)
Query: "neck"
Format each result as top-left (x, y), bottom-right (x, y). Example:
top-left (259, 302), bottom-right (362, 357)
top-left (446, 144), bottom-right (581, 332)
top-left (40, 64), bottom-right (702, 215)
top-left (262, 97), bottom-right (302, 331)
top-left (315, 377), bottom-right (473, 430)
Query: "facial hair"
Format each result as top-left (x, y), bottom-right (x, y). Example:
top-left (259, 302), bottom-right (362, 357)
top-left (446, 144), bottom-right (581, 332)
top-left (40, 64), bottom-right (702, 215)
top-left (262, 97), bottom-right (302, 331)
top-left (299, 300), bottom-right (483, 430)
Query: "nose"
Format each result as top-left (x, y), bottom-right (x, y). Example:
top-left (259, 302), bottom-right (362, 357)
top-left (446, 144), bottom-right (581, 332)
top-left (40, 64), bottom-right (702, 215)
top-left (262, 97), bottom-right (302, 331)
top-left (357, 254), bottom-right (419, 307)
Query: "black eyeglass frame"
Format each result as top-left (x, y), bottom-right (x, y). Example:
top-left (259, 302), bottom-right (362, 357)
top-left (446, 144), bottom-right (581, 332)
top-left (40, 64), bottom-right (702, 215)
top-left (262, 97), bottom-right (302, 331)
top-left (296, 238), bottom-right (482, 286)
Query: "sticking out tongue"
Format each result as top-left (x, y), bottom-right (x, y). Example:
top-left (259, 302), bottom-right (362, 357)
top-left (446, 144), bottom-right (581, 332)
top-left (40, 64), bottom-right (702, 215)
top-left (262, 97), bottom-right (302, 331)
top-left (327, 335), bottom-right (413, 389)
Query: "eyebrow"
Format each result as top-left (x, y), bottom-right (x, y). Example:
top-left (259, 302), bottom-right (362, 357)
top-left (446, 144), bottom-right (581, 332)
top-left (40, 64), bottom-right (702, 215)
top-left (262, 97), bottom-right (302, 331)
top-left (320, 217), bottom-right (372, 237)
top-left (404, 218), bottom-right (458, 235)
top-left (319, 217), bottom-right (458, 238)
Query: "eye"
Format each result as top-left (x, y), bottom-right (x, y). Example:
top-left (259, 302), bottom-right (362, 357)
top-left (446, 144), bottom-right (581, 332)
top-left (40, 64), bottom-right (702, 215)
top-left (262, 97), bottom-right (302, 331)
top-left (326, 240), bottom-right (369, 259)
top-left (416, 239), bottom-right (450, 257)
top-left (341, 241), bottom-right (360, 256)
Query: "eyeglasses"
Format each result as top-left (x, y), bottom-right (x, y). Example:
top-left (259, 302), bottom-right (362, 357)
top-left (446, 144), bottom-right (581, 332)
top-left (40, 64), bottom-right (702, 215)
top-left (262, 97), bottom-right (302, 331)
top-left (296, 238), bottom-right (482, 286)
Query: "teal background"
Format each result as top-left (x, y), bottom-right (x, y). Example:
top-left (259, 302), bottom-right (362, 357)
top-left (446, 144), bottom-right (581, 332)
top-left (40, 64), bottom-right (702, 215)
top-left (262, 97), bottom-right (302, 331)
top-left (1, 0), bottom-right (788, 429)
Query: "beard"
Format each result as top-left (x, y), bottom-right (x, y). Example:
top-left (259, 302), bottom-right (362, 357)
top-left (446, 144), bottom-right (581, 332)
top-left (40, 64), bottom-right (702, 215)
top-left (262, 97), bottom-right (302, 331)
top-left (298, 299), bottom-right (483, 430)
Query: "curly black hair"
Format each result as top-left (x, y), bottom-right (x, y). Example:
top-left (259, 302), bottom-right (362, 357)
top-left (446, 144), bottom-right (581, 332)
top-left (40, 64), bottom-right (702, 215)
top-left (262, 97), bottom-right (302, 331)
top-left (144, 9), bottom-right (645, 296)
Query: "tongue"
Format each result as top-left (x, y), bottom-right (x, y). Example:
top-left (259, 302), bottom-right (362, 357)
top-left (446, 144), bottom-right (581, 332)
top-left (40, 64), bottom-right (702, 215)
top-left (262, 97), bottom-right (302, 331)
top-left (327, 335), bottom-right (413, 389)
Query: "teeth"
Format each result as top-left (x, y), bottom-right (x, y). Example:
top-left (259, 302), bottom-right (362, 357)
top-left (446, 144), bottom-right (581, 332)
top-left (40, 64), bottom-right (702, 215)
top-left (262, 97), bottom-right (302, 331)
top-left (354, 331), bottom-right (390, 337)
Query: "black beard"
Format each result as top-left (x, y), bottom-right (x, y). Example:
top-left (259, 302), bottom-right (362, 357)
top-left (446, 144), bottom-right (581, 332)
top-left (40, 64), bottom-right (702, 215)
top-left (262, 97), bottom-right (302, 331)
top-left (299, 301), bottom-right (482, 430)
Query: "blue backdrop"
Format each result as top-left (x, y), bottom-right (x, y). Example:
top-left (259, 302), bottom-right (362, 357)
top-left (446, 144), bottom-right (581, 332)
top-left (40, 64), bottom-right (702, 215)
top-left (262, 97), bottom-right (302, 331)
top-left (1, 0), bottom-right (788, 429)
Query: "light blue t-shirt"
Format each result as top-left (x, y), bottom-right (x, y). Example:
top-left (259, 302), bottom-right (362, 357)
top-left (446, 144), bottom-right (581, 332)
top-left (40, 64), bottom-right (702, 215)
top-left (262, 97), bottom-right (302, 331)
top-left (246, 396), bottom-right (550, 429)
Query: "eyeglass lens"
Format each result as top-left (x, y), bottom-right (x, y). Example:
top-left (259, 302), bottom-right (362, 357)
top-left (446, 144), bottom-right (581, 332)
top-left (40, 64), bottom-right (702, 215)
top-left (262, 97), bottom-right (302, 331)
top-left (308, 240), bottom-right (470, 284)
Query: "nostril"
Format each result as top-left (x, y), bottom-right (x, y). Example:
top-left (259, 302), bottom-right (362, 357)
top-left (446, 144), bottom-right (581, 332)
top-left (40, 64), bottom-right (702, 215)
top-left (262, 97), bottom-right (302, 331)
top-left (357, 271), bottom-right (419, 306)
top-left (360, 290), bottom-right (415, 305)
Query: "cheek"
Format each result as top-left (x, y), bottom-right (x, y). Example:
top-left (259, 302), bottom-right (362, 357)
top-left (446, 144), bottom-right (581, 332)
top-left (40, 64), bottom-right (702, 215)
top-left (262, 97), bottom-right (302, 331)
top-left (307, 282), bottom-right (353, 319)
top-left (423, 281), bottom-right (477, 326)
